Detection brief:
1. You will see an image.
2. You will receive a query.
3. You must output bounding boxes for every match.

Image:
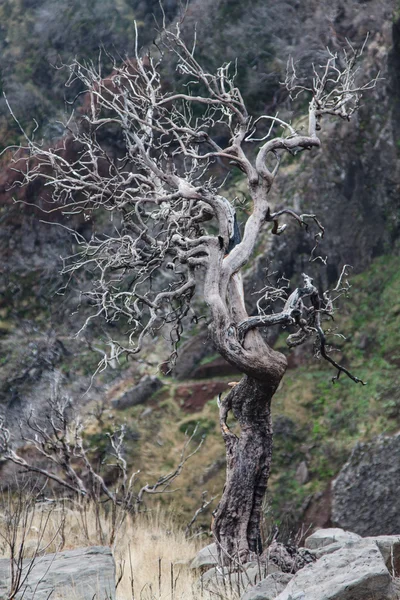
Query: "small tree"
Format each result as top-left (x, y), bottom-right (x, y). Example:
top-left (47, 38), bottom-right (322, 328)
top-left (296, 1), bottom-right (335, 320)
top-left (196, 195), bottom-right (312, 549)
top-left (0, 373), bottom-right (203, 546)
top-left (7, 25), bottom-right (376, 562)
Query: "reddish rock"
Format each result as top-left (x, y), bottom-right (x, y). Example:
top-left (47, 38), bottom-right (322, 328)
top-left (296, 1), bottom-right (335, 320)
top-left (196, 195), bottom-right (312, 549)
top-left (175, 381), bottom-right (228, 412)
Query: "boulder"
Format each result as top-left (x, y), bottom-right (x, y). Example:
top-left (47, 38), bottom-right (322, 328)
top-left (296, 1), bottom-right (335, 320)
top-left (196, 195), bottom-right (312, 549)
top-left (201, 560), bottom-right (282, 596)
top-left (274, 541), bottom-right (393, 600)
top-left (173, 331), bottom-right (212, 379)
top-left (307, 534), bottom-right (400, 576)
top-left (363, 535), bottom-right (400, 576)
top-left (295, 461), bottom-right (309, 485)
top-left (308, 542), bottom-right (343, 560)
top-left (190, 542), bottom-right (219, 570)
top-left (175, 381), bottom-right (227, 412)
top-left (332, 433), bottom-right (400, 536)
top-left (304, 528), bottom-right (361, 550)
top-left (112, 375), bottom-right (163, 410)
top-left (0, 546), bottom-right (115, 600)
top-left (191, 356), bottom-right (239, 379)
top-left (241, 572), bottom-right (293, 600)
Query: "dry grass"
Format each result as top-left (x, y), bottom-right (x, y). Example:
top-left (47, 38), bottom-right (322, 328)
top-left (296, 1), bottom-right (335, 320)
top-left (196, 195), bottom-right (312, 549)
top-left (114, 509), bottom-right (203, 600)
top-left (0, 497), bottom-right (237, 600)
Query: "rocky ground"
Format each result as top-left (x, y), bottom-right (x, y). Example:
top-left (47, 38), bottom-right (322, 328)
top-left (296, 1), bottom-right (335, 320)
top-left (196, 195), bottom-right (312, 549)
top-left (192, 528), bottom-right (400, 600)
top-left (3, 525), bottom-right (400, 599)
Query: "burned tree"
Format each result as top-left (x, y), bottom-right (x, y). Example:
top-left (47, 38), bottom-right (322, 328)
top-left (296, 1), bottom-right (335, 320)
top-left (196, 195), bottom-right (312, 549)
top-left (7, 26), bottom-right (376, 562)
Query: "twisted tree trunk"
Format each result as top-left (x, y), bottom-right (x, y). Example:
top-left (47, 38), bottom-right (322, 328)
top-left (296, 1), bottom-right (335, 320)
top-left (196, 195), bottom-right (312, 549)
top-left (203, 238), bottom-right (288, 563)
top-left (213, 375), bottom-right (277, 561)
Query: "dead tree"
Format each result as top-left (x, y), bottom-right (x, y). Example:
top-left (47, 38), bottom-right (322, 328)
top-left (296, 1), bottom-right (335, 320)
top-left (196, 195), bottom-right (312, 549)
top-left (6, 26), bottom-right (376, 562)
top-left (0, 374), bottom-right (203, 545)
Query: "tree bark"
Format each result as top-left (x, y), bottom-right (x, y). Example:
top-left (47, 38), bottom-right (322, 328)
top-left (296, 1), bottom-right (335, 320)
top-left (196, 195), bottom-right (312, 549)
top-left (205, 255), bottom-right (287, 564)
top-left (212, 374), bottom-right (283, 563)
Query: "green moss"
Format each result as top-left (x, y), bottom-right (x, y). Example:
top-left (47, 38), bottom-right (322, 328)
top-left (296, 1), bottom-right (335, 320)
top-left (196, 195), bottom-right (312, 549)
top-left (267, 254), bottom-right (400, 524)
top-left (199, 353), bottom-right (220, 366)
top-left (178, 417), bottom-right (216, 440)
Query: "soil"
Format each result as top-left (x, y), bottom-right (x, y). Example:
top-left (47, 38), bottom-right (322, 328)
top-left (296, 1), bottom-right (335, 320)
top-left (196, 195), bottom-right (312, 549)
top-left (174, 380), bottom-right (230, 412)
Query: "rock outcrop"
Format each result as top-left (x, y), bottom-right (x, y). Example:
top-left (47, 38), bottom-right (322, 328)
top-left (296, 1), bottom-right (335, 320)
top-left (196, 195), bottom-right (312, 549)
top-left (201, 560), bottom-right (283, 596)
top-left (112, 375), bottom-right (163, 410)
top-left (190, 542), bottom-right (219, 570)
top-left (185, 528), bottom-right (400, 600)
top-left (274, 541), bottom-right (393, 600)
top-left (0, 546), bottom-right (115, 600)
top-left (304, 528), bottom-right (362, 550)
top-left (332, 433), bottom-right (400, 536)
top-left (241, 573), bottom-right (293, 600)
top-left (363, 535), bottom-right (400, 576)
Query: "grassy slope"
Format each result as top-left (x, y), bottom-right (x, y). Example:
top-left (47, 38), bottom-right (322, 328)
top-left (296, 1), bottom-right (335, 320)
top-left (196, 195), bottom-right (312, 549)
top-left (79, 254), bottom-right (399, 534)
top-left (0, 259), bottom-right (398, 596)
top-left (269, 255), bottom-right (400, 527)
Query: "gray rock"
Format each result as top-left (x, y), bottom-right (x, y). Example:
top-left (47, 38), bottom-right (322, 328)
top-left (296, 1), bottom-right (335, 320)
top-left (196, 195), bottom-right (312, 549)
top-left (304, 528), bottom-right (361, 550)
top-left (112, 375), bottom-right (163, 410)
top-left (392, 578), bottom-right (400, 597)
top-left (241, 572), bottom-right (293, 600)
top-left (190, 542), bottom-right (218, 569)
top-left (363, 536), bottom-right (400, 576)
top-left (295, 461), bottom-right (309, 486)
top-left (332, 433), bottom-right (400, 536)
top-left (0, 546), bottom-right (115, 600)
top-left (308, 535), bottom-right (400, 576)
top-left (173, 331), bottom-right (212, 379)
top-left (274, 541), bottom-right (393, 600)
top-left (308, 542), bottom-right (343, 560)
top-left (201, 560), bottom-right (282, 595)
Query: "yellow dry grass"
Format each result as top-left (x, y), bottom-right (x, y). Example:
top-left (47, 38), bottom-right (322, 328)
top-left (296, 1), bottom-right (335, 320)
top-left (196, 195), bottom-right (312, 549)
top-left (0, 499), bottom-right (237, 600)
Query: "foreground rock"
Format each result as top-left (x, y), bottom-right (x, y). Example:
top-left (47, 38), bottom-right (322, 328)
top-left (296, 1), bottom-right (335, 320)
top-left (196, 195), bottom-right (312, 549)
top-left (304, 528), bottom-right (400, 575)
top-left (190, 542), bottom-right (218, 570)
top-left (0, 546), bottom-right (115, 600)
top-left (241, 573), bottom-right (293, 600)
top-left (274, 541), bottom-right (393, 600)
top-left (304, 528), bottom-right (361, 550)
top-left (332, 433), bottom-right (400, 536)
top-left (201, 560), bottom-right (283, 596)
top-left (363, 535), bottom-right (400, 576)
top-left (195, 530), bottom-right (400, 600)
top-left (112, 375), bottom-right (163, 410)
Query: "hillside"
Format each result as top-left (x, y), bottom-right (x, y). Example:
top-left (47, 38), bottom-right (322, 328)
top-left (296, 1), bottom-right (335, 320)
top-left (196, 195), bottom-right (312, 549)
top-left (0, 0), bottom-right (399, 541)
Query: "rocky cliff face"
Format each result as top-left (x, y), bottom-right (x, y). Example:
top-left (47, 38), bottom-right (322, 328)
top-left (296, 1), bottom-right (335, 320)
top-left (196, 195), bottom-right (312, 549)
top-left (333, 433), bottom-right (400, 536)
top-left (247, 0), bottom-right (400, 290)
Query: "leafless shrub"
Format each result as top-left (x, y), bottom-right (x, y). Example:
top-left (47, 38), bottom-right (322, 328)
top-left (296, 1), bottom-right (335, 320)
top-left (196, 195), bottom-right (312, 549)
top-left (185, 491), bottom-right (216, 539)
top-left (0, 375), bottom-right (204, 546)
top-left (0, 480), bottom-right (65, 600)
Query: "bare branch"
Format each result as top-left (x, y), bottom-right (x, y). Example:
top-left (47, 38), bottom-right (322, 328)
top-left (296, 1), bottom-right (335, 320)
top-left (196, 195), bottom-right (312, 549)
top-left (0, 377), bottom-right (203, 519)
top-left (137, 425), bottom-right (204, 504)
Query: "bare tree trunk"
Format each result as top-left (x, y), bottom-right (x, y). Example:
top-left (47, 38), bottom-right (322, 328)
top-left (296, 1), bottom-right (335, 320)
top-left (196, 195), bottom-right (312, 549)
top-left (212, 374), bottom-right (282, 563)
top-left (205, 252), bottom-right (287, 563)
